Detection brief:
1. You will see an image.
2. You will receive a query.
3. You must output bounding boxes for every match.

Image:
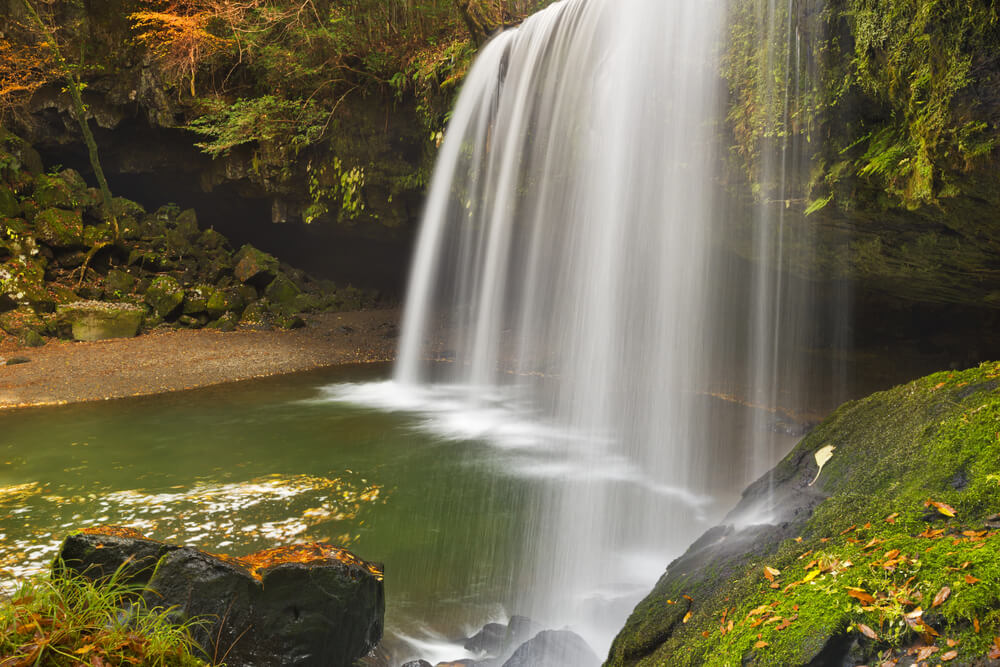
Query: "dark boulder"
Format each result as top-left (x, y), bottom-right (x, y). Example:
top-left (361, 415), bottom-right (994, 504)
top-left (55, 527), bottom-right (384, 667)
top-left (234, 244), bottom-right (279, 287)
top-left (464, 623), bottom-right (506, 656)
top-left (501, 630), bottom-right (600, 667)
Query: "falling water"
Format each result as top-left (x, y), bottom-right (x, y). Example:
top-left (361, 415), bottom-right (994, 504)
top-left (360, 0), bottom-right (845, 656)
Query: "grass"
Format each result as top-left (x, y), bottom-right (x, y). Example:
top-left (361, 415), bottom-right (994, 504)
top-left (0, 565), bottom-right (209, 667)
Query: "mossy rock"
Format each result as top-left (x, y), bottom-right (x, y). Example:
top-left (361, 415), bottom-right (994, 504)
top-left (239, 300), bottom-right (272, 328)
top-left (264, 273), bottom-right (301, 311)
top-left (31, 173), bottom-right (77, 209)
top-left (608, 363), bottom-right (1000, 666)
top-left (103, 269), bottom-right (137, 298)
top-left (56, 301), bottom-right (144, 341)
top-left (234, 244), bottom-right (279, 287)
top-left (33, 208), bottom-right (84, 248)
top-left (0, 307), bottom-right (45, 337)
top-left (0, 256), bottom-right (50, 310)
top-left (198, 228), bottom-right (227, 251)
top-left (0, 185), bottom-right (20, 218)
top-left (206, 287), bottom-right (245, 318)
top-left (206, 311), bottom-right (240, 332)
top-left (183, 284), bottom-right (215, 315)
top-left (174, 209), bottom-right (199, 240)
top-left (143, 275), bottom-right (184, 319)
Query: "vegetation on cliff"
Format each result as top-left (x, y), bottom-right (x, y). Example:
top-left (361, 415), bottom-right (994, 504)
top-left (0, 0), bottom-right (554, 228)
top-left (609, 362), bottom-right (1000, 666)
top-left (724, 0), bottom-right (1000, 307)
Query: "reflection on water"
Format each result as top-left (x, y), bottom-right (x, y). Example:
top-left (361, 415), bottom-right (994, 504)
top-left (0, 361), bottom-right (802, 660)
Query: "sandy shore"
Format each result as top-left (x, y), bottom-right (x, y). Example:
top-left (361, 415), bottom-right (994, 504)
top-left (0, 309), bottom-right (400, 410)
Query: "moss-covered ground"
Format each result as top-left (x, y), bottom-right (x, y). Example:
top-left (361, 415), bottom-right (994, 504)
top-left (608, 362), bottom-right (1000, 666)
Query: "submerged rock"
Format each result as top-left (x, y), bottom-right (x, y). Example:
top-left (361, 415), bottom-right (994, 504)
top-left (57, 527), bottom-right (385, 667)
top-left (607, 363), bottom-right (1000, 666)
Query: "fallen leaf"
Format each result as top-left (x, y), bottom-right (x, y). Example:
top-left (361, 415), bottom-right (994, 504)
top-left (885, 512), bottom-right (899, 523)
top-left (763, 566), bottom-right (781, 582)
top-left (925, 499), bottom-right (957, 517)
top-left (946, 639), bottom-right (958, 647)
top-left (683, 611), bottom-right (692, 623)
top-left (857, 623), bottom-right (878, 640)
top-left (940, 650), bottom-right (958, 661)
top-left (702, 630), bottom-right (709, 638)
top-left (934, 381), bottom-right (947, 390)
top-left (973, 618), bottom-right (980, 633)
top-left (883, 549), bottom-right (900, 561)
top-left (809, 445), bottom-right (836, 486)
top-left (803, 568), bottom-right (822, 582)
top-left (932, 586), bottom-right (951, 607)
top-left (915, 645), bottom-right (939, 661)
top-left (846, 587), bottom-right (876, 605)
top-left (839, 524), bottom-right (858, 535)
top-left (965, 574), bottom-right (981, 584)
top-left (754, 641), bottom-right (769, 649)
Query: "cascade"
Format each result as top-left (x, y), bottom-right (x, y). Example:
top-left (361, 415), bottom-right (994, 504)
top-left (345, 0), bottom-right (847, 655)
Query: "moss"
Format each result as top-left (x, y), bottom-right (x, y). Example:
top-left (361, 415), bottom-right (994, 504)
top-left (609, 363), bottom-right (1000, 666)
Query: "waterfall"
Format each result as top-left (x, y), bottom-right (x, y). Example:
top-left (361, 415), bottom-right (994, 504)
top-left (382, 0), bottom-right (846, 655)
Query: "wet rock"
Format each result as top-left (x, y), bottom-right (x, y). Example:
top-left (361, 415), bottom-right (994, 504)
top-left (400, 661), bottom-right (432, 667)
top-left (56, 528), bottom-right (385, 667)
top-left (57, 301), bottom-right (144, 341)
top-left (199, 227), bottom-right (228, 251)
top-left (234, 244), bottom-right (279, 287)
top-left (33, 207), bottom-right (84, 247)
top-left (240, 300), bottom-right (273, 329)
top-left (274, 312), bottom-right (306, 330)
top-left (144, 275), bottom-right (184, 318)
top-left (501, 630), bottom-right (600, 667)
top-left (57, 526), bottom-right (175, 585)
top-left (464, 623), bottom-right (506, 655)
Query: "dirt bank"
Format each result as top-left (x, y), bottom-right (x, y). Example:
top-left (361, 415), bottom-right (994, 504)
top-left (0, 309), bottom-right (399, 410)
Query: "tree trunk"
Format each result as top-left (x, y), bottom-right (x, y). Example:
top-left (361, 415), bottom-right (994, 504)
top-left (21, 0), bottom-right (119, 239)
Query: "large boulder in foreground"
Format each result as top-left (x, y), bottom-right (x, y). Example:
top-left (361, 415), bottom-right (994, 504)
top-left (57, 527), bottom-right (385, 667)
top-left (608, 362), bottom-right (1000, 666)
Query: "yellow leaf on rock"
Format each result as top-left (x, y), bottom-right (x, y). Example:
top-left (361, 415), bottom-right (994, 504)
top-left (682, 612), bottom-right (692, 623)
top-left (809, 445), bottom-right (836, 486)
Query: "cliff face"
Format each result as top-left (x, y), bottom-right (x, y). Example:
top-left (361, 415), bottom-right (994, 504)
top-left (721, 0), bottom-right (1000, 309)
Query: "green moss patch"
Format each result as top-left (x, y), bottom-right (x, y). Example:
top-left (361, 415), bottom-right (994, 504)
top-left (609, 362), bottom-right (1000, 666)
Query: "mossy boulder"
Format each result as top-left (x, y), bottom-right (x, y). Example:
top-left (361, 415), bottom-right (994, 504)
top-left (206, 287), bottom-right (245, 318)
top-left (103, 269), bottom-right (137, 298)
top-left (174, 208), bottom-right (199, 240)
top-left (0, 185), bottom-right (20, 218)
top-left (206, 311), bottom-right (240, 332)
top-left (56, 301), bottom-right (144, 341)
top-left (264, 273), bottom-right (302, 311)
top-left (0, 256), bottom-right (50, 310)
top-left (609, 363), bottom-right (1000, 666)
top-left (182, 284), bottom-right (215, 315)
top-left (31, 173), bottom-right (77, 209)
top-left (143, 275), bottom-right (184, 319)
top-left (33, 208), bottom-right (84, 248)
top-left (234, 244), bottom-right (279, 287)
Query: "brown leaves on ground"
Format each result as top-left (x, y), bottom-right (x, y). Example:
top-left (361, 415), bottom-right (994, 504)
top-left (932, 586), bottom-right (952, 607)
top-left (857, 623), bottom-right (878, 640)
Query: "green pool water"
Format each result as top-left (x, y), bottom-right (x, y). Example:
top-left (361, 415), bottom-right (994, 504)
top-left (0, 363), bottom-right (540, 650)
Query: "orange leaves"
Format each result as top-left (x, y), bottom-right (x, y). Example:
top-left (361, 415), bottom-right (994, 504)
top-left (925, 498), bottom-right (957, 517)
top-left (884, 512), bottom-right (899, 524)
top-left (989, 636), bottom-right (1000, 659)
top-left (932, 586), bottom-right (951, 607)
top-left (682, 611), bottom-right (692, 624)
top-left (964, 574), bottom-right (981, 584)
top-left (919, 526), bottom-right (945, 539)
top-left (846, 587), bottom-right (875, 605)
top-left (763, 566), bottom-right (781, 582)
top-left (753, 640), bottom-right (768, 649)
